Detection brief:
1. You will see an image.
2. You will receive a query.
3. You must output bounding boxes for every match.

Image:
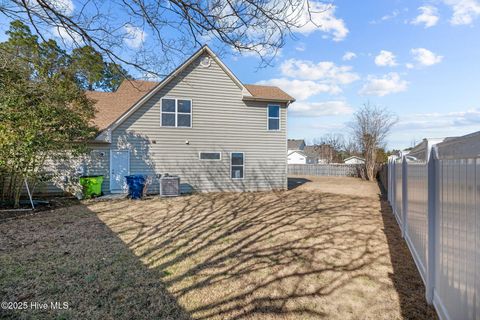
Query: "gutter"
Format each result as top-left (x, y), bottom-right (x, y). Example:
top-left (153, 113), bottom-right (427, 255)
top-left (242, 96), bottom-right (296, 104)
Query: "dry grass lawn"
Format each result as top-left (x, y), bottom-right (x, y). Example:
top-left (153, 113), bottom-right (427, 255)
top-left (0, 177), bottom-right (436, 319)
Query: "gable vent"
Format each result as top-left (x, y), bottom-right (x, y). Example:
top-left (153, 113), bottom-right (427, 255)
top-left (200, 56), bottom-right (211, 68)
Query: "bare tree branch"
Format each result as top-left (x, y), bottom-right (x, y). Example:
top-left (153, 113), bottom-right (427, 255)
top-left (0, 0), bottom-right (320, 76)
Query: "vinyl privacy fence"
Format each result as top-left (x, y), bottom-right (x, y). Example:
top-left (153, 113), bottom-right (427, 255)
top-left (387, 132), bottom-right (480, 320)
top-left (288, 164), bottom-right (363, 177)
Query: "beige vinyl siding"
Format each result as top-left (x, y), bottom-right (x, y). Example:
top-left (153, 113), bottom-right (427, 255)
top-left (31, 145), bottom-right (110, 195)
top-left (110, 53), bottom-right (287, 193)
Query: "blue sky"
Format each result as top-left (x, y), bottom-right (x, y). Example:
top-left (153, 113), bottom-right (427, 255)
top-left (1, 0), bottom-right (480, 150)
top-left (221, 0), bottom-right (480, 149)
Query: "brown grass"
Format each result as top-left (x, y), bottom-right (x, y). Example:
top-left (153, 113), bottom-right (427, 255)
top-left (0, 177), bottom-right (437, 319)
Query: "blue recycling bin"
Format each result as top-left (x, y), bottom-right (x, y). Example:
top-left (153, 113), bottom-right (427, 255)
top-left (125, 175), bottom-right (146, 199)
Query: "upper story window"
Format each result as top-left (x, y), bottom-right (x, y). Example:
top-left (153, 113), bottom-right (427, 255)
top-left (161, 98), bottom-right (192, 127)
top-left (268, 105), bottom-right (280, 131)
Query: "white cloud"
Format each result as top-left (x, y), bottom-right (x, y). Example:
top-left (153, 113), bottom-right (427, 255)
top-left (374, 50), bottom-right (398, 67)
top-left (443, 0), bottom-right (480, 25)
top-left (293, 1), bottom-right (349, 41)
top-left (51, 0), bottom-right (74, 14)
top-left (411, 6), bottom-right (439, 27)
top-left (342, 51), bottom-right (357, 61)
top-left (123, 24), bottom-right (146, 49)
top-left (238, 44), bottom-right (282, 58)
top-left (51, 25), bottom-right (82, 44)
top-left (279, 59), bottom-right (359, 84)
top-left (31, 0), bottom-right (74, 15)
top-left (295, 43), bottom-right (306, 52)
top-left (359, 72), bottom-right (408, 96)
top-left (381, 10), bottom-right (400, 21)
top-left (397, 108), bottom-right (480, 130)
top-left (257, 78), bottom-right (341, 100)
top-left (289, 100), bottom-right (354, 117)
top-left (410, 48), bottom-right (443, 66)
top-left (370, 8), bottom-right (408, 24)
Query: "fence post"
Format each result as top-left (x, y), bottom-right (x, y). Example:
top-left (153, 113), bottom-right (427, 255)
top-left (401, 155), bottom-right (408, 238)
top-left (426, 146), bottom-right (438, 304)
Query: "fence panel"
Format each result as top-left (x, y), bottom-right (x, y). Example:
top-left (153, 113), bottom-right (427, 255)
top-left (288, 164), bottom-right (362, 177)
top-left (386, 132), bottom-right (480, 320)
top-left (394, 159), bottom-right (403, 228)
top-left (404, 160), bottom-right (428, 281)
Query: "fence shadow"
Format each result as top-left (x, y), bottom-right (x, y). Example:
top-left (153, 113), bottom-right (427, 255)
top-left (377, 188), bottom-right (437, 319)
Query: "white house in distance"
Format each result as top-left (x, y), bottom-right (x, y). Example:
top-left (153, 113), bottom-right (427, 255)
top-left (287, 150), bottom-right (307, 164)
top-left (344, 156), bottom-right (365, 165)
top-left (287, 139), bottom-right (307, 164)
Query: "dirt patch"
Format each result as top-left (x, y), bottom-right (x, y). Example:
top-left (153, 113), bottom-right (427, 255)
top-left (0, 177), bottom-right (436, 319)
top-left (289, 176), bottom-right (380, 198)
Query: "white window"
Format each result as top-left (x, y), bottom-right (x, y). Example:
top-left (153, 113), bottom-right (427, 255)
top-left (199, 152), bottom-right (221, 160)
top-left (161, 98), bottom-right (192, 127)
top-left (268, 105), bottom-right (280, 131)
top-left (231, 152), bottom-right (244, 179)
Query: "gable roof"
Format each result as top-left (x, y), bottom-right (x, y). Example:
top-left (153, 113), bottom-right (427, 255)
top-left (288, 150), bottom-right (306, 157)
top-left (287, 139), bottom-right (305, 150)
top-left (86, 80), bottom-right (158, 131)
top-left (90, 45), bottom-right (294, 138)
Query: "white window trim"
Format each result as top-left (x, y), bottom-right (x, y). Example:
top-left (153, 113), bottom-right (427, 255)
top-left (267, 104), bottom-right (281, 131)
top-left (160, 97), bottom-right (192, 128)
top-left (230, 152), bottom-right (245, 180)
top-left (199, 152), bottom-right (222, 161)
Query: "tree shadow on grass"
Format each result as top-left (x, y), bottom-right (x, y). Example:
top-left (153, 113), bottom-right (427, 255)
top-left (0, 206), bottom-right (191, 320)
top-left (1, 186), bottom-right (439, 320)
top-left (89, 190), bottom-right (414, 319)
top-left (377, 187), bottom-right (438, 319)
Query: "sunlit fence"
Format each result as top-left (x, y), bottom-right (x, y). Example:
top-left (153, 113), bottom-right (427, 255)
top-left (387, 132), bottom-right (480, 320)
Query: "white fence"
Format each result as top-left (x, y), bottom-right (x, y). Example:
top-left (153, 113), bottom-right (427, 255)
top-left (288, 164), bottom-right (362, 177)
top-left (387, 133), bottom-right (480, 320)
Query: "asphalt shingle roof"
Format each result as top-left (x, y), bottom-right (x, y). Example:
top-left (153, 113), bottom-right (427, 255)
top-left (86, 80), bottom-right (158, 131)
top-left (244, 85), bottom-right (295, 102)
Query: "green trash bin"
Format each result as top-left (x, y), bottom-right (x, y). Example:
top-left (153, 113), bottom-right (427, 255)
top-left (79, 175), bottom-right (104, 199)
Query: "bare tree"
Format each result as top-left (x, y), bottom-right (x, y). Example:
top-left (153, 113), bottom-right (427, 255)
top-left (0, 0), bottom-right (324, 76)
top-left (349, 103), bottom-right (397, 181)
top-left (315, 133), bottom-right (345, 152)
top-left (344, 137), bottom-right (360, 156)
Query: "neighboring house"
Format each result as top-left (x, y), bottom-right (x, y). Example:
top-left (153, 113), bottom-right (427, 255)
top-left (344, 156), bottom-right (365, 165)
top-left (287, 139), bottom-right (307, 164)
top-left (287, 139), bottom-right (306, 154)
top-left (287, 150), bottom-right (307, 164)
top-left (39, 45), bottom-right (295, 194)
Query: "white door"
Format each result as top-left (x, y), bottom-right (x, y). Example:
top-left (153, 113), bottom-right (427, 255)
top-left (110, 150), bottom-right (130, 193)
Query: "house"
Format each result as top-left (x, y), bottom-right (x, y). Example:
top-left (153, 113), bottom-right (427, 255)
top-left (287, 139), bottom-right (307, 164)
top-left (344, 156), bottom-right (365, 165)
top-left (287, 150), bottom-right (307, 164)
top-left (39, 45), bottom-right (295, 194)
top-left (287, 139), bottom-right (306, 154)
